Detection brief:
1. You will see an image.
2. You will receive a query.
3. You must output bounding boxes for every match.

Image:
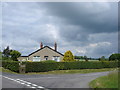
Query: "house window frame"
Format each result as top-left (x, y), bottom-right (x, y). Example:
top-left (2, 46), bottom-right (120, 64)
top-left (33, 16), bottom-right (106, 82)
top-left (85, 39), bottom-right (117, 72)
top-left (53, 56), bottom-right (60, 62)
top-left (33, 56), bottom-right (40, 62)
top-left (44, 56), bottom-right (49, 60)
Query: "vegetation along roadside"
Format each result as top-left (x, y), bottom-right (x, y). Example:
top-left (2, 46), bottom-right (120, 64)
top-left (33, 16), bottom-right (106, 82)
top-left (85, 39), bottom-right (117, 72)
top-left (89, 71), bottom-right (118, 88)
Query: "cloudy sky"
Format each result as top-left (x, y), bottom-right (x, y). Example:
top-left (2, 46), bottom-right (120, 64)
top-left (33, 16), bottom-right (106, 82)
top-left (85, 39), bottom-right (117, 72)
top-left (2, 2), bottom-right (118, 58)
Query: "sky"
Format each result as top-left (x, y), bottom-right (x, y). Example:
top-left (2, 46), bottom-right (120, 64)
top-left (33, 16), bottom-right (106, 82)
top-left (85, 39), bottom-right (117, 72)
top-left (2, 2), bottom-right (118, 58)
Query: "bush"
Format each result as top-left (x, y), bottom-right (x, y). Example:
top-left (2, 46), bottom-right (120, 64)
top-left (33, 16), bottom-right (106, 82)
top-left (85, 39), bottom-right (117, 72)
top-left (10, 50), bottom-right (21, 61)
top-left (99, 56), bottom-right (106, 61)
top-left (25, 61), bottom-right (118, 73)
top-left (26, 62), bottom-right (58, 72)
top-left (2, 61), bottom-right (118, 73)
top-left (109, 53), bottom-right (120, 61)
top-left (62, 51), bottom-right (75, 62)
top-left (2, 56), bottom-right (13, 61)
top-left (40, 60), bottom-right (57, 63)
top-left (2, 61), bottom-right (19, 72)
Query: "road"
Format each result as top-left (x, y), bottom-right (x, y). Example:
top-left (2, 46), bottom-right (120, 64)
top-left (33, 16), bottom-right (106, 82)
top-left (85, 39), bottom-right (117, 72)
top-left (1, 71), bottom-right (112, 89)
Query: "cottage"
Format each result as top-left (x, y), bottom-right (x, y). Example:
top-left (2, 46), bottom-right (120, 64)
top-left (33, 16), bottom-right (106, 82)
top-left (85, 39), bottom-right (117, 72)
top-left (18, 42), bottom-right (64, 62)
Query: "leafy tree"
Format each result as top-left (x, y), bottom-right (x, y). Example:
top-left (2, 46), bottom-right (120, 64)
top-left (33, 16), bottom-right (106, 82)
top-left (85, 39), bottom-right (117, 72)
top-left (89, 57), bottom-right (92, 60)
top-left (109, 53), bottom-right (120, 61)
top-left (10, 50), bottom-right (21, 61)
top-left (2, 46), bottom-right (13, 61)
top-left (84, 55), bottom-right (88, 61)
top-left (2, 46), bottom-right (12, 57)
top-left (62, 50), bottom-right (75, 62)
top-left (99, 56), bottom-right (106, 61)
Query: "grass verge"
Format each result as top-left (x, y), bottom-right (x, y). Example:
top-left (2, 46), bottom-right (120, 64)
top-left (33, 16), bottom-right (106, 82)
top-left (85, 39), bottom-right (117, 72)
top-left (0, 67), bottom-right (118, 75)
top-left (0, 67), bottom-right (17, 74)
top-left (89, 71), bottom-right (118, 88)
top-left (27, 68), bottom-right (118, 75)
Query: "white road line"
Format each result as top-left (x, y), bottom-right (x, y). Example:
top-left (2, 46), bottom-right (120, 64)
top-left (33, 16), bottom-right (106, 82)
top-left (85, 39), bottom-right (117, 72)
top-left (31, 87), bottom-right (36, 88)
top-left (2, 75), bottom-right (45, 89)
top-left (26, 84), bottom-right (31, 87)
top-left (26, 82), bottom-right (32, 84)
top-left (37, 86), bottom-right (45, 88)
top-left (21, 83), bottom-right (25, 84)
top-left (15, 81), bottom-right (22, 83)
top-left (16, 79), bottom-right (32, 84)
top-left (32, 84), bottom-right (38, 86)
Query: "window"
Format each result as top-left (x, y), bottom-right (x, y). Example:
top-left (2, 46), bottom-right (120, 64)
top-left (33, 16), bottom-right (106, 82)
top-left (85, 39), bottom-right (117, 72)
top-left (33, 56), bottom-right (40, 62)
top-left (53, 56), bottom-right (60, 62)
top-left (44, 56), bottom-right (48, 60)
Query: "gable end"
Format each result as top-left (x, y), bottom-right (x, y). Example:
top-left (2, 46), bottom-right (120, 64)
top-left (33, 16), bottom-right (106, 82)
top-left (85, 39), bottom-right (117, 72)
top-left (28, 46), bottom-right (64, 56)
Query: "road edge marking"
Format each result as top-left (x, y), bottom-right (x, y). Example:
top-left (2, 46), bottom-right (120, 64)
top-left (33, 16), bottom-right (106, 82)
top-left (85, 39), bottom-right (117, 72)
top-left (2, 75), bottom-right (45, 89)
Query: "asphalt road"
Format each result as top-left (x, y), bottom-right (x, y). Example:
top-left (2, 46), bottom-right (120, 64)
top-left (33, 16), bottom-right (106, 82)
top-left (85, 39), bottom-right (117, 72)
top-left (1, 71), bottom-right (112, 89)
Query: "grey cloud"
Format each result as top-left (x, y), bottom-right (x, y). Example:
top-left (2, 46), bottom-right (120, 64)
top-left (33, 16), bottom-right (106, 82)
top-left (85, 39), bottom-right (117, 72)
top-left (39, 2), bottom-right (117, 33)
top-left (35, 2), bottom-right (118, 48)
top-left (2, 2), bottom-right (118, 58)
top-left (86, 43), bottom-right (116, 58)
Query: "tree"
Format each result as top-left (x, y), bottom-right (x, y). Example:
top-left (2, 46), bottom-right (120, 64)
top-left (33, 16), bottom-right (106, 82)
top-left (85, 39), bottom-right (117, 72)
top-left (99, 56), bottom-right (106, 61)
top-left (10, 50), bottom-right (21, 61)
top-left (84, 55), bottom-right (88, 61)
top-left (74, 56), bottom-right (84, 59)
top-left (62, 50), bottom-right (75, 62)
top-left (109, 53), bottom-right (120, 61)
top-left (2, 46), bottom-right (12, 57)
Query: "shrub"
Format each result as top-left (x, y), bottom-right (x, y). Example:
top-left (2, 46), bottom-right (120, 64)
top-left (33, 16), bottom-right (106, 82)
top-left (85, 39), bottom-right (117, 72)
top-left (2, 61), bottom-right (118, 73)
top-left (62, 51), bottom-right (75, 62)
top-left (2, 61), bottom-right (19, 72)
top-left (10, 50), bottom-right (21, 61)
top-left (26, 62), bottom-right (58, 72)
top-left (25, 61), bottom-right (118, 73)
top-left (109, 53), bottom-right (120, 61)
top-left (2, 56), bottom-right (13, 61)
top-left (99, 56), bottom-right (106, 61)
top-left (40, 60), bottom-right (57, 63)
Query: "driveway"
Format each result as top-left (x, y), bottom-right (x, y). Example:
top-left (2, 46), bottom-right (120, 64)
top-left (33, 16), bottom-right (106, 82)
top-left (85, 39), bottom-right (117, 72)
top-left (1, 71), bottom-right (112, 89)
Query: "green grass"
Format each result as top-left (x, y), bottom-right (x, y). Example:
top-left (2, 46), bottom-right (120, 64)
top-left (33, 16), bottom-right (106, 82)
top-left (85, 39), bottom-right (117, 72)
top-left (76, 59), bottom-right (99, 61)
top-left (0, 67), bottom-right (17, 74)
top-left (0, 67), bottom-right (118, 75)
top-left (26, 68), bottom-right (118, 75)
top-left (89, 71), bottom-right (118, 88)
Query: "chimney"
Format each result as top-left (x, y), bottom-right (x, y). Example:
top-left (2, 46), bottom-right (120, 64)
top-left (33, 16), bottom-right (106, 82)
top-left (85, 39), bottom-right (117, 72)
top-left (54, 42), bottom-right (57, 51)
top-left (40, 42), bottom-right (43, 49)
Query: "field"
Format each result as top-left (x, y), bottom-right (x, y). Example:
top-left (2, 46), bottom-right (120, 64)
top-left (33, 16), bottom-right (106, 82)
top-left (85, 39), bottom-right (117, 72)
top-left (89, 71), bottom-right (118, 88)
top-left (75, 59), bottom-right (99, 61)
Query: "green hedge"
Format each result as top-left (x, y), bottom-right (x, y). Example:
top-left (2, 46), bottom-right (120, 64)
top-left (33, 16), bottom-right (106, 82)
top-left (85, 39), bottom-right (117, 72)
top-left (2, 61), bottom-right (118, 73)
top-left (25, 61), bottom-right (118, 72)
top-left (2, 61), bottom-right (19, 72)
top-left (26, 62), bottom-right (58, 72)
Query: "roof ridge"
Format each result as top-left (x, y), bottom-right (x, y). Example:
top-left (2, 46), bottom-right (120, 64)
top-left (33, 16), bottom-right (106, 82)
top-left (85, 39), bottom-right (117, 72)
top-left (28, 46), bottom-right (64, 56)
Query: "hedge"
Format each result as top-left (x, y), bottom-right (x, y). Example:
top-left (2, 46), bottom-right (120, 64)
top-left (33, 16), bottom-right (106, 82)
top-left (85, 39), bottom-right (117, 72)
top-left (2, 61), bottom-right (20, 72)
top-left (2, 61), bottom-right (118, 73)
top-left (25, 61), bottom-right (118, 72)
top-left (26, 62), bottom-right (58, 72)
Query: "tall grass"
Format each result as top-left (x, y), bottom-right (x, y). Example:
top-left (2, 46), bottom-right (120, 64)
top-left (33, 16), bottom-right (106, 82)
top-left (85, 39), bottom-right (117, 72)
top-left (90, 71), bottom-right (118, 88)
